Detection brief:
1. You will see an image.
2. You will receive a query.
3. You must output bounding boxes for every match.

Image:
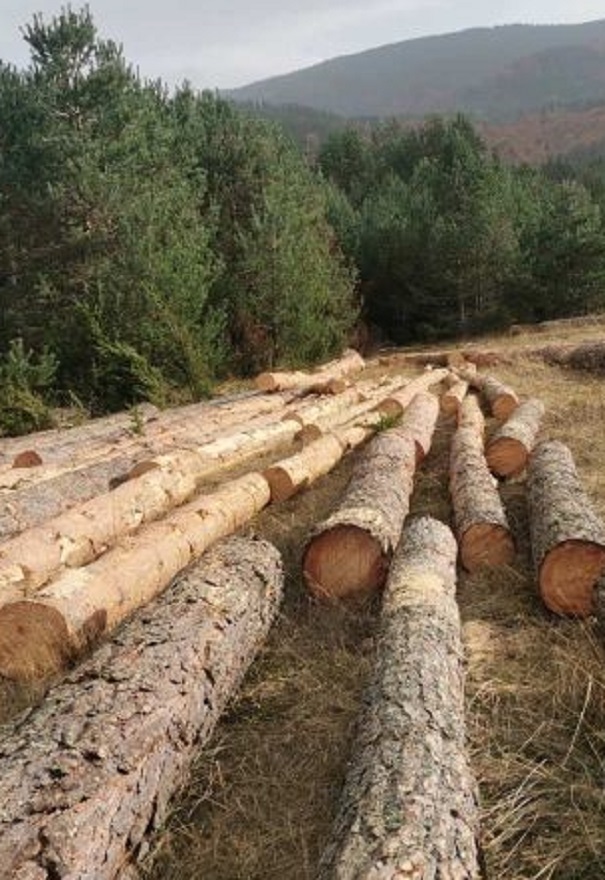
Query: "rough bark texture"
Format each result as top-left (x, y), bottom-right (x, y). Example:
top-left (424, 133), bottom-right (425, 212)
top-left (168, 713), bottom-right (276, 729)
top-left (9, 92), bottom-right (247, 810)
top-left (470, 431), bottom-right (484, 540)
top-left (374, 370), bottom-right (449, 419)
top-left (481, 376), bottom-right (519, 421)
top-left (398, 391), bottom-right (439, 463)
top-left (486, 398), bottom-right (546, 477)
top-left (528, 440), bottom-right (605, 616)
top-left (0, 536), bottom-right (283, 880)
top-left (450, 426), bottom-right (514, 571)
top-left (0, 473), bottom-right (271, 681)
top-left (256, 349), bottom-right (364, 392)
top-left (441, 379), bottom-right (469, 417)
top-left (457, 396), bottom-right (485, 437)
top-left (318, 516), bottom-right (481, 880)
top-left (303, 430), bottom-right (417, 599)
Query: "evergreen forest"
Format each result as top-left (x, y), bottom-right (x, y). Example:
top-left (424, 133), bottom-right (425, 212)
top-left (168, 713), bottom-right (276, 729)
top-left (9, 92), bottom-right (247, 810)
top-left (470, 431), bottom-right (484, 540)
top-left (2, 7), bottom-right (605, 435)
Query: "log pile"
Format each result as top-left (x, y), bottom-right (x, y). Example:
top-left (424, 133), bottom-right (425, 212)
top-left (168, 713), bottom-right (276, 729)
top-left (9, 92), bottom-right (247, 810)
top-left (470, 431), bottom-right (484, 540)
top-left (528, 441), bottom-right (605, 616)
top-left (318, 517), bottom-right (480, 878)
top-left (0, 536), bottom-right (284, 880)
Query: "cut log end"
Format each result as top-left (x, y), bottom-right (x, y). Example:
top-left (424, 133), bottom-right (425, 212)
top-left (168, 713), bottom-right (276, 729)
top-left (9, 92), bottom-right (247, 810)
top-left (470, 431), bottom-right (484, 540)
top-left (493, 394), bottom-right (519, 421)
top-left (0, 602), bottom-right (74, 682)
top-left (263, 465), bottom-right (308, 503)
top-left (540, 541), bottom-right (605, 616)
top-left (486, 437), bottom-right (527, 477)
top-left (12, 450), bottom-right (43, 469)
top-left (303, 524), bottom-right (389, 600)
top-left (460, 523), bottom-right (515, 571)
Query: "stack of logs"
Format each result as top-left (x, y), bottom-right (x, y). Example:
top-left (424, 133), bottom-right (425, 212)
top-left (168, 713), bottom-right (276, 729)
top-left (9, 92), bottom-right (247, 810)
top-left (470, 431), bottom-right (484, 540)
top-left (2, 343), bottom-right (605, 879)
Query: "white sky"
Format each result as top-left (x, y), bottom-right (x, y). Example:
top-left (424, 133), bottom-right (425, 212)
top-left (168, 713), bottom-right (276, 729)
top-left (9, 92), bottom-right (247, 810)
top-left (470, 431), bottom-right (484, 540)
top-left (1, 0), bottom-right (604, 89)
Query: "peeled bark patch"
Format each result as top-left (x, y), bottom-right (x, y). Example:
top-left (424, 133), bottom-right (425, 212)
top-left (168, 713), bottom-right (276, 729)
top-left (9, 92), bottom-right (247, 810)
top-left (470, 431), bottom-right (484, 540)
top-left (450, 426), bottom-right (514, 571)
top-left (303, 430), bottom-right (417, 599)
top-left (398, 391), bottom-right (439, 463)
top-left (0, 473), bottom-right (271, 681)
top-left (318, 516), bottom-right (480, 879)
top-left (528, 440), bottom-right (605, 616)
top-left (486, 398), bottom-right (545, 477)
top-left (0, 536), bottom-right (283, 880)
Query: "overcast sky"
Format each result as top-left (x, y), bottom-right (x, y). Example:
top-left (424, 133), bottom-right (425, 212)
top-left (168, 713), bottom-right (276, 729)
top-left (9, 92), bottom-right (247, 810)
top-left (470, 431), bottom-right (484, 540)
top-left (1, 0), bottom-right (604, 89)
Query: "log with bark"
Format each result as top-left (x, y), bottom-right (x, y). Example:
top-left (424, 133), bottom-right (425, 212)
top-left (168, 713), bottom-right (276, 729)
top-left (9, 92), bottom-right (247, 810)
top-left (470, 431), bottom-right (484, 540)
top-left (397, 390), bottom-right (439, 464)
top-left (303, 429), bottom-right (417, 600)
top-left (0, 472), bottom-right (271, 681)
top-left (450, 424), bottom-right (515, 571)
top-left (482, 376), bottom-right (519, 421)
top-left (373, 368), bottom-right (449, 419)
top-left (441, 377), bottom-right (469, 417)
top-left (318, 516), bottom-right (480, 879)
top-left (0, 536), bottom-right (283, 880)
top-left (457, 395), bottom-right (485, 437)
top-left (528, 440), bottom-right (605, 616)
top-left (486, 398), bottom-right (546, 478)
top-left (255, 349), bottom-right (364, 392)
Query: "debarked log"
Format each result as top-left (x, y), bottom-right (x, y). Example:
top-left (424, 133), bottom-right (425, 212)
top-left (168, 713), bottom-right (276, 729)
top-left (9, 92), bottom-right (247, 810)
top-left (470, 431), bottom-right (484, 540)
top-left (398, 391), bottom-right (439, 464)
top-left (482, 376), bottom-right (519, 421)
top-left (318, 516), bottom-right (480, 879)
top-left (374, 369), bottom-right (449, 419)
top-left (528, 440), bottom-right (605, 616)
top-left (486, 398), bottom-right (546, 478)
top-left (303, 429), bottom-right (417, 599)
top-left (0, 473), bottom-right (271, 681)
top-left (450, 426), bottom-right (515, 571)
top-left (0, 536), bottom-right (283, 880)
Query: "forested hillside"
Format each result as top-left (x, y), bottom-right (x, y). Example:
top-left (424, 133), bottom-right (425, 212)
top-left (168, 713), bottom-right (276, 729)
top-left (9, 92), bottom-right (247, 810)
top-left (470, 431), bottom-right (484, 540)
top-left (230, 20), bottom-right (605, 121)
top-left (3, 8), bottom-right (605, 438)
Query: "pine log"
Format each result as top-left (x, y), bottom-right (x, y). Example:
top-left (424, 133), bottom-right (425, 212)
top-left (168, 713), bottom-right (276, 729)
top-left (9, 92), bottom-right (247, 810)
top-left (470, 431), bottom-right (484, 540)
top-left (303, 429), bottom-right (417, 600)
top-left (486, 398), bottom-right (546, 477)
top-left (528, 441), bottom-right (605, 616)
top-left (0, 536), bottom-right (283, 880)
top-left (398, 391), bottom-right (439, 463)
top-left (457, 395), bottom-right (485, 437)
top-left (450, 425), bottom-right (514, 570)
top-left (0, 472), bottom-right (271, 681)
top-left (282, 388), bottom-right (362, 428)
top-left (318, 516), bottom-right (480, 879)
top-left (441, 378), bottom-right (469, 417)
top-left (256, 349), bottom-right (364, 392)
top-left (0, 419), bottom-right (299, 600)
top-left (374, 368), bottom-right (449, 419)
top-left (263, 434), bottom-right (345, 502)
top-left (482, 376), bottom-right (519, 421)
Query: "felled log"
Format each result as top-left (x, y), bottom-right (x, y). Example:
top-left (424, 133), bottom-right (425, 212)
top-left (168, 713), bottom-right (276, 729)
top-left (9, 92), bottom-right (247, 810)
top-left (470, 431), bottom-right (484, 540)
top-left (486, 398), bottom-right (546, 477)
top-left (0, 417), bottom-right (300, 601)
top-left (397, 391), bottom-right (439, 463)
top-left (482, 376), bottom-right (519, 420)
top-left (528, 441), bottom-right (605, 616)
top-left (457, 395), bottom-right (485, 437)
top-left (256, 349), bottom-right (364, 392)
top-left (374, 368), bottom-right (449, 419)
top-left (450, 425), bottom-right (514, 570)
top-left (303, 429), bottom-right (417, 599)
top-left (318, 517), bottom-right (480, 879)
top-left (0, 536), bottom-right (283, 880)
top-left (441, 378), bottom-right (469, 417)
top-left (0, 472), bottom-right (271, 681)
top-left (263, 434), bottom-right (345, 503)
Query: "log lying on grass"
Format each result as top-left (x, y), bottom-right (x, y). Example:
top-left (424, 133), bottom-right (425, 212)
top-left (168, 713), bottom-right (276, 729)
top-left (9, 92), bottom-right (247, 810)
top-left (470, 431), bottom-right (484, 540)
top-left (0, 472), bottom-right (271, 681)
top-left (398, 390), bottom-right (439, 463)
top-left (303, 428), bottom-right (417, 600)
top-left (486, 398), bottom-right (546, 477)
top-left (482, 375), bottom-right (519, 420)
top-left (457, 395), bottom-right (485, 437)
top-left (0, 536), bottom-right (283, 880)
top-left (528, 440), bottom-right (605, 616)
top-left (441, 377), bottom-right (469, 416)
top-left (318, 517), bottom-right (480, 879)
top-left (256, 348), bottom-right (364, 392)
top-left (450, 423), bottom-right (515, 571)
top-left (373, 368), bottom-right (449, 419)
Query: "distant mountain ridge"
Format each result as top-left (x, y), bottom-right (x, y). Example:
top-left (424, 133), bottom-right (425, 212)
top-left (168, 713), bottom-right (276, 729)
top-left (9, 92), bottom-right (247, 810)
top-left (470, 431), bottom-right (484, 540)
top-left (229, 20), bottom-right (605, 122)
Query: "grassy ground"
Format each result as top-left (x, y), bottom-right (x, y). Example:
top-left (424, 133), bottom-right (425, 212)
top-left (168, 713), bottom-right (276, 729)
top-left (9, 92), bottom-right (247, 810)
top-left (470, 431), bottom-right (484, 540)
top-left (143, 335), bottom-right (605, 880)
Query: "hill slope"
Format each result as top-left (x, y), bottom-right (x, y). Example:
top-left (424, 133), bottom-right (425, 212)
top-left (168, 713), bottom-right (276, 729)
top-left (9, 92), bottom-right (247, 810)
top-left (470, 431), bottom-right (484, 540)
top-left (230, 20), bottom-right (605, 122)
